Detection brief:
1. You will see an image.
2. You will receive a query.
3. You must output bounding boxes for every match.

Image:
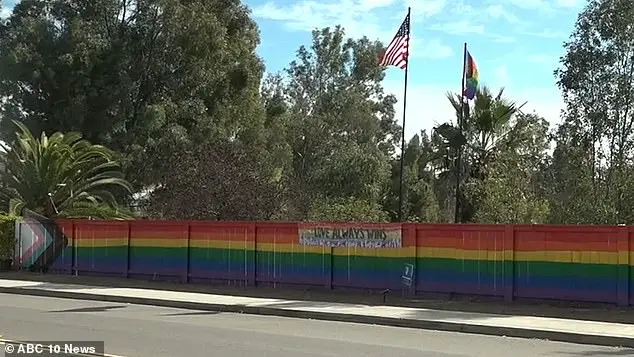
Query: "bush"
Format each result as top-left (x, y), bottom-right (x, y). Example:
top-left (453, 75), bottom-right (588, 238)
top-left (308, 197), bottom-right (389, 222)
top-left (0, 213), bottom-right (18, 260)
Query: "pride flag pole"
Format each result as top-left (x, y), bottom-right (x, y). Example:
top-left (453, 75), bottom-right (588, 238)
top-left (454, 42), bottom-right (467, 224)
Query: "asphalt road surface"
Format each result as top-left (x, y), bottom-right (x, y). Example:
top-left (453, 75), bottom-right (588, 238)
top-left (0, 293), bottom-right (632, 357)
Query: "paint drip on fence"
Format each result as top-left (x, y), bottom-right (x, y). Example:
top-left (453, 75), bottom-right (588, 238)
top-left (299, 225), bottom-right (402, 248)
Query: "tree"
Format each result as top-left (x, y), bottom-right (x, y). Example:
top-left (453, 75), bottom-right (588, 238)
top-left (275, 26), bottom-right (399, 221)
top-left (1, 0), bottom-right (574, 224)
top-left (433, 86), bottom-right (524, 222)
top-left (148, 140), bottom-right (283, 221)
top-left (544, 121), bottom-right (617, 224)
top-left (383, 131), bottom-right (440, 222)
top-left (553, 0), bottom-right (634, 224)
top-left (467, 113), bottom-right (551, 224)
top-left (308, 196), bottom-right (389, 222)
top-left (0, 0), bottom-right (265, 192)
top-left (0, 121), bottom-right (133, 218)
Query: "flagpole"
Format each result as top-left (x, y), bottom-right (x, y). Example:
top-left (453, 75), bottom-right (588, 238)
top-left (455, 42), bottom-right (467, 224)
top-left (397, 6), bottom-right (411, 222)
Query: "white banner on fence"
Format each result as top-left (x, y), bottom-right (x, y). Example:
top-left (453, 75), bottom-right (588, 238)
top-left (299, 225), bottom-right (402, 248)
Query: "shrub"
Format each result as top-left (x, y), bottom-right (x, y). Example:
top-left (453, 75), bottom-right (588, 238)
top-left (0, 213), bottom-right (18, 260)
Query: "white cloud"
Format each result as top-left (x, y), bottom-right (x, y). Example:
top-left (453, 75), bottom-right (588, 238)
top-left (485, 4), bottom-right (521, 23)
top-left (253, 0), bottom-right (453, 59)
top-left (410, 38), bottom-right (453, 59)
top-left (494, 64), bottom-right (510, 85)
top-left (504, 0), bottom-right (549, 10)
top-left (500, 0), bottom-right (582, 11)
top-left (527, 54), bottom-right (558, 65)
top-left (428, 21), bottom-right (516, 43)
top-left (357, 0), bottom-right (400, 11)
top-left (423, 6), bottom-right (519, 42)
top-left (405, 0), bottom-right (448, 18)
top-left (491, 34), bottom-right (517, 43)
top-left (518, 29), bottom-right (567, 38)
top-left (1, 6), bottom-right (11, 18)
top-left (430, 20), bottom-right (485, 35)
top-left (252, 2), bottom-right (344, 31)
top-left (253, 1), bottom-right (397, 40)
top-left (253, 0), bottom-right (539, 54)
top-left (451, 1), bottom-right (524, 25)
top-left (554, 0), bottom-right (582, 8)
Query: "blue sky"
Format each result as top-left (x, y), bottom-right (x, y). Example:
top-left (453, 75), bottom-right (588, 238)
top-left (1, 0), bottom-right (584, 139)
top-left (248, 0), bottom-right (584, 138)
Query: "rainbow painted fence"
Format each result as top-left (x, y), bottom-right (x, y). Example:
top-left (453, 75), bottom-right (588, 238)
top-left (12, 220), bottom-right (634, 306)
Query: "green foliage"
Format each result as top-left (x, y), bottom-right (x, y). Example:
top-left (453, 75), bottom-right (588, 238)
top-left (0, 121), bottom-right (133, 219)
top-left (308, 197), bottom-right (389, 223)
top-left (0, 0), bottom-right (627, 225)
top-left (467, 143), bottom-right (550, 224)
top-left (551, 0), bottom-right (634, 224)
top-left (382, 131), bottom-right (441, 222)
top-left (0, 0), bottom-right (265, 191)
top-left (149, 140), bottom-right (283, 220)
top-left (432, 86), bottom-right (530, 222)
top-left (272, 26), bottom-right (398, 220)
top-left (0, 213), bottom-right (18, 260)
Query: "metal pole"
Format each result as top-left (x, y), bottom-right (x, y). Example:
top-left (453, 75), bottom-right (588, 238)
top-left (454, 42), bottom-right (467, 224)
top-left (397, 7), bottom-right (411, 222)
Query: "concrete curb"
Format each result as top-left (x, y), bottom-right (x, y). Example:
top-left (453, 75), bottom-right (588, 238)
top-left (1, 286), bottom-right (632, 348)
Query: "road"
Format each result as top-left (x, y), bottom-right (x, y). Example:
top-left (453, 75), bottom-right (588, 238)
top-left (0, 293), bottom-right (631, 357)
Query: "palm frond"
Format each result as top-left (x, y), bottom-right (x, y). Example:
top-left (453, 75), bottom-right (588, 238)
top-left (0, 121), bottom-right (134, 219)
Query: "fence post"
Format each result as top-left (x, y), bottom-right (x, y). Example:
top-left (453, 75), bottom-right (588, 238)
top-left (184, 222), bottom-right (190, 283)
top-left (72, 221), bottom-right (78, 275)
top-left (248, 223), bottom-right (257, 286)
top-left (617, 226), bottom-right (629, 306)
top-left (15, 220), bottom-right (21, 270)
top-left (124, 221), bottom-right (131, 278)
top-left (503, 225), bottom-right (515, 302)
top-left (408, 224), bottom-right (417, 294)
top-left (70, 220), bottom-right (75, 275)
top-left (325, 246), bottom-right (333, 290)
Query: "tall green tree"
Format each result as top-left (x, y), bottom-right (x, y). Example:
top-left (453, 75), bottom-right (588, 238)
top-left (0, 0), bottom-right (265, 192)
top-left (0, 121), bottom-right (133, 218)
top-left (384, 131), bottom-right (440, 222)
top-left (276, 26), bottom-right (399, 221)
top-left (467, 113), bottom-right (551, 224)
top-left (553, 0), bottom-right (634, 224)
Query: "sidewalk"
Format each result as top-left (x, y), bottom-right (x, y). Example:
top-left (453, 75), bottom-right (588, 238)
top-left (2, 272), bottom-right (633, 323)
top-left (0, 274), bottom-right (633, 348)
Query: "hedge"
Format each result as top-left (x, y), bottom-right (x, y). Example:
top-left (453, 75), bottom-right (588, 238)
top-left (0, 213), bottom-right (18, 260)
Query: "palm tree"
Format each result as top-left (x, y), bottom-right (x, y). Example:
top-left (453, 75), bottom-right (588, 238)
top-left (433, 85), bottom-right (526, 222)
top-left (0, 121), bottom-right (134, 219)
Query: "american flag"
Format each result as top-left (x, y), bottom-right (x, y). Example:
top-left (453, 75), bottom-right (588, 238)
top-left (379, 13), bottom-right (410, 69)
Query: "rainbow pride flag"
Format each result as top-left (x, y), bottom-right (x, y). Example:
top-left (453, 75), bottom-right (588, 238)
top-left (463, 51), bottom-right (479, 100)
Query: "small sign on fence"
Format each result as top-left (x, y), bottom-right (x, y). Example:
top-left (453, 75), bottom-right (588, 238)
top-left (401, 263), bottom-right (414, 287)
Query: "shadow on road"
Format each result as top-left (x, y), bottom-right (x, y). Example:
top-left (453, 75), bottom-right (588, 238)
top-left (260, 301), bottom-right (367, 309)
top-left (48, 305), bottom-right (128, 313)
top-left (557, 349), bottom-right (634, 356)
top-left (161, 311), bottom-right (221, 316)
